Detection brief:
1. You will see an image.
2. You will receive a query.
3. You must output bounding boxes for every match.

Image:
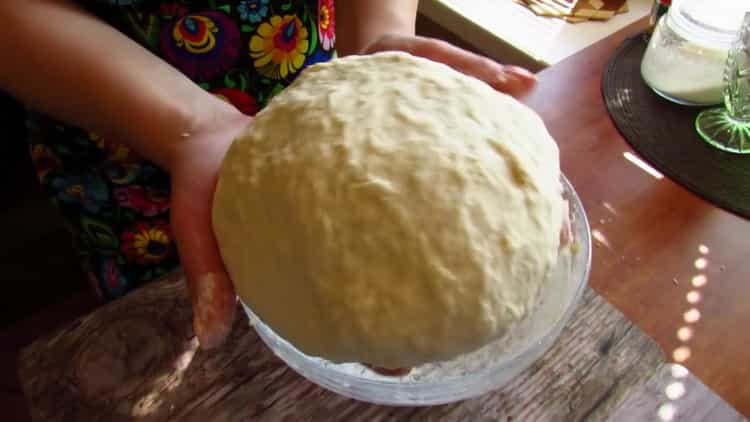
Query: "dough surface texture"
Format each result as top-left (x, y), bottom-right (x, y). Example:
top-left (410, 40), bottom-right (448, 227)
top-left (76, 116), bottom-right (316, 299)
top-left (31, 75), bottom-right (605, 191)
top-left (212, 51), bottom-right (564, 368)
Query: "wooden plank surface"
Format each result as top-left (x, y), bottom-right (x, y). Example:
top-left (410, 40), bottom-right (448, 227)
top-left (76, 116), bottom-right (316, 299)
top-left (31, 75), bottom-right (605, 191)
top-left (610, 364), bottom-right (746, 422)
top-left (16, 270), bottom-right (736, 422)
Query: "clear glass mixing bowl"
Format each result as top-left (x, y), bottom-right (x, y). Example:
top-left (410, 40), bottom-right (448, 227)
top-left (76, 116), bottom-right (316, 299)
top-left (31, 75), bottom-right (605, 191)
top-left (241, 175), bottom-right (592, 406)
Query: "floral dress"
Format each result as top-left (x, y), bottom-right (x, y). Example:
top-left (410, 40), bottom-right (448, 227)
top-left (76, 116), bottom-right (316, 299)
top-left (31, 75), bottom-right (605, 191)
top-left (26, 0), bottom-right (336, 300)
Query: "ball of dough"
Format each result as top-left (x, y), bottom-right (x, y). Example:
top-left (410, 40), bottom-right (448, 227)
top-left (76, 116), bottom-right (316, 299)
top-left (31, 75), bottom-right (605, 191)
top-left (212, 52), bottom-right (565, 368)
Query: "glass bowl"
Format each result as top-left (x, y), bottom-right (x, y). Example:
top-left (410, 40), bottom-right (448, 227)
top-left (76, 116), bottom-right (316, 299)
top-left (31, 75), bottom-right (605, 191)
top-left (241, 174), bottom-right (592, 406)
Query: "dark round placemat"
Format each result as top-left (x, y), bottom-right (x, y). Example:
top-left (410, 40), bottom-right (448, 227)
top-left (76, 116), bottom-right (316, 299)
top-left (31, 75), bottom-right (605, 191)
top-left (602, 32), bottom-right (750, 220)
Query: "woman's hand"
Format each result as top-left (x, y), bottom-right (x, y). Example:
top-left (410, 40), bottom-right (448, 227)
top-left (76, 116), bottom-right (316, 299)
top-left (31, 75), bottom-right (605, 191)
top-left (168, 109), bottom-right (253, 349)
top-left (334, 0), bottom-right (536, 98)
top-left (363, 34), bottom-right (537, 98)
top-left (0, 1), bottom-right (253, 349)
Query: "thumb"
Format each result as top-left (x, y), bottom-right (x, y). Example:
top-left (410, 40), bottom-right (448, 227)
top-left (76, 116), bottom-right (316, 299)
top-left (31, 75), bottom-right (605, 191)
top-left (171, 170), bottom-right (237, 349)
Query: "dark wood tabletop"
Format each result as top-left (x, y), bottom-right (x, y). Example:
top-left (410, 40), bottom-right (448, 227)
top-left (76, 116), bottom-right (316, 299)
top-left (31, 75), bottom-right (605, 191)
top-left (523, 19), bottom-right (750, 416)
top-left (15, 17), bottom-right (750, 422)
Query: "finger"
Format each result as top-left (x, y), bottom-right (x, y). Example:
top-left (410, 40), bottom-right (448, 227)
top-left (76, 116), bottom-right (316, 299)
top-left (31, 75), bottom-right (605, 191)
top-left (411, 38), bottom-right (537, 96)
top-left (499, 65), bottom-right (538, 97)
top-left (171, 171), bottom-right (237, 349)
top-left (369, 35), bottom-right (537, 97)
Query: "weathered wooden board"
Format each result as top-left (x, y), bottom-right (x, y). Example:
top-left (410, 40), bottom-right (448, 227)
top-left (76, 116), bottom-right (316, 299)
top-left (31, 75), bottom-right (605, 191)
top-left (17, 271), bottom-right (741, 421)
top-left (610, 363), bottom-right (746, 422)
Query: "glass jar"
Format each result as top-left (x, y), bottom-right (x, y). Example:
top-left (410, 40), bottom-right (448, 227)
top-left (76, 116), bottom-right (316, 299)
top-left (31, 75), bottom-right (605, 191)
top-left (641, 0), bottom-right (748, 106)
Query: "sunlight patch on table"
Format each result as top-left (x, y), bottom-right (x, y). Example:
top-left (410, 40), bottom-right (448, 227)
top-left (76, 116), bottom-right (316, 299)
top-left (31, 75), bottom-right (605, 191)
top-left (686, 291), bottom-right (701, 304)
top-left (658, 402), bottom-right (677, 421)
top-left (683, 308), bottom-right (701, 324)
top-left (131, 338), bottom-right (198, 417)
top-left (691, 274), bottom-right (708, 288)
top-left (676, 326), bottom-right (693, 342)
top-left (672, 346), bottom-right (691, 363)
top-left (665, 381), bottom-right (686, 400)
top-left (670, 364), bottom-right (689, 379)
top-left (623, 151), bottom-right (664, 179)
top-left (591, 229), bottom-right (612, 249)
top-left (602, 201), bottom-right (618, 215)
top-left (694, 258), bottom-right (708, 270)
top-left (132, 391), bottom-right (163, 417)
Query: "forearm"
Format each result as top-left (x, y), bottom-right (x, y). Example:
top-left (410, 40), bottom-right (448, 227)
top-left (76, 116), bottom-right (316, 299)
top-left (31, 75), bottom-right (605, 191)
top-left (335, 0), bottom-right (419, 56)
top-left (0, 0), bottom-right (234, 170)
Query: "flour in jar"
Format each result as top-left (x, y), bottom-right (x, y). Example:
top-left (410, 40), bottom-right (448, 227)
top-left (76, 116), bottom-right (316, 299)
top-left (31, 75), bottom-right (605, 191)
top-left (641, 40), bottom-right (728, 105)
top-left (640, 0), bottom-right (749, 106)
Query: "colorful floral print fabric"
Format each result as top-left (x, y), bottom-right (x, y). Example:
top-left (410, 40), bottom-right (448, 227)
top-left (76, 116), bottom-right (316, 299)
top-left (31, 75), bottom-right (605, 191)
top-left (26, 0), bottom-right (335, 300)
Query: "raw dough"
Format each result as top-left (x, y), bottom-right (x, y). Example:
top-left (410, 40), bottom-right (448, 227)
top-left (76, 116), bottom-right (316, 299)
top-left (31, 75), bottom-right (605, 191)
top-left (212, 52), bottom-right (565, 368)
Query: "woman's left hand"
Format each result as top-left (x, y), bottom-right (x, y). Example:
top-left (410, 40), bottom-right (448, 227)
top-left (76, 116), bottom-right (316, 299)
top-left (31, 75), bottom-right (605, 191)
top-left (362, 34), bottom-right (537, 98)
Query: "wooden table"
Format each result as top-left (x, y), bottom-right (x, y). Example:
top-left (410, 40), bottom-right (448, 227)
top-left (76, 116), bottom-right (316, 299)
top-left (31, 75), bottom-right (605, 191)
top-left (17, 19), bottom-right (750, 421)
top-left (524, 18), bottom-right (750, 417)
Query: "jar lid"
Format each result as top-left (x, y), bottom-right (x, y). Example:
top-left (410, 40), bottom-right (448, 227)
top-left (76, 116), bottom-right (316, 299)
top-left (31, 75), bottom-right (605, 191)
top-left (667, 0), bottom-right (749, 47)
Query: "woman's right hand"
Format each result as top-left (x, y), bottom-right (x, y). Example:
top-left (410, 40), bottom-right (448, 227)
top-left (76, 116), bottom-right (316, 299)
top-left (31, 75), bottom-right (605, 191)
top-left (167, 107), bottom-right (253, 349)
